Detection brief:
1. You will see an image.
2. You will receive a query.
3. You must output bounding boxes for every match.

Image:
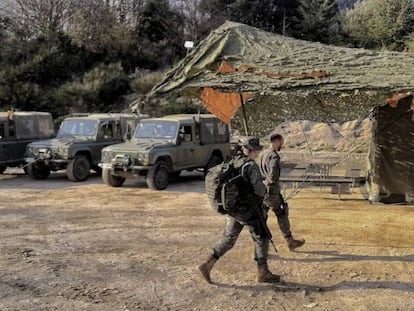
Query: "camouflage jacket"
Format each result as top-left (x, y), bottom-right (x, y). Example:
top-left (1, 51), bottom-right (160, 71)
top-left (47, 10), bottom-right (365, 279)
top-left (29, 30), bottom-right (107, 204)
top-left (257, 147), bottom-right (281, 193)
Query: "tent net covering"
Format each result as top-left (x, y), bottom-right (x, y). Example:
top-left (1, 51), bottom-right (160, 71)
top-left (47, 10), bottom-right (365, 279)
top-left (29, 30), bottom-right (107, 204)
top-left (151, 21), bottom-right (414, 127)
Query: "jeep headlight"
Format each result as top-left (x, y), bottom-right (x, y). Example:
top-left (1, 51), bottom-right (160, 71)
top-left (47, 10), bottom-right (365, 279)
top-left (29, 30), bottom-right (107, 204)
top-left (137, 152), bottom-right (149, 166)
top-left (101, 150), bottom-right (112, 163)
top-left (26, 146), bottom-right (34, 156)
top-left (53, 146), bottom-right (69, 159)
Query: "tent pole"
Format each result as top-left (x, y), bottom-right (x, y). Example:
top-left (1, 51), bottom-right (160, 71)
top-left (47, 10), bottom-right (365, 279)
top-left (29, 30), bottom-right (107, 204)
top-left (239, 93), bottom-right (249, 136)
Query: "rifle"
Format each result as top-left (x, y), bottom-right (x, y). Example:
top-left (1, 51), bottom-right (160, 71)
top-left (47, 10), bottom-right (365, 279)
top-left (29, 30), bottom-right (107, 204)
top-left (252, 203), bottom-right (278, 254)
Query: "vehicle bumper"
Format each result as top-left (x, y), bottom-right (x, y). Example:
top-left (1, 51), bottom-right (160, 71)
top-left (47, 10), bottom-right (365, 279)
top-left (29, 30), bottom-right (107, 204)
top-left (24, 157), bottom-right (69, 169)
top-left (99, 162), bottom-right (150, 176)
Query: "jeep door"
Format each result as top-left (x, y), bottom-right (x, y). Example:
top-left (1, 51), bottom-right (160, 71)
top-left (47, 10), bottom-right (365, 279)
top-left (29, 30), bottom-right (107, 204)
top-left (176, 124), bottom-right (207, 169)
top-left (0, 121), bottom-right (27, 165)
top-left (0, 121), bottom-right (8, 163)
top-left (92, 120), bottom-right (123, 164)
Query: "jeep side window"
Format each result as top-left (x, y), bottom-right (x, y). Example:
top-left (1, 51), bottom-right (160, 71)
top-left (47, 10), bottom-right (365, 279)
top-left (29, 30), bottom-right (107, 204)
top-left (195, 123), bottom-right (200, 141)
top-left (98, 122), bottom-right (114, 139)
top-left (8, 122), bottom-right (15, 137)
top-left (179, 125), bottom-right (192, 142)
top-left (0, 123), bottom-right (4, 140)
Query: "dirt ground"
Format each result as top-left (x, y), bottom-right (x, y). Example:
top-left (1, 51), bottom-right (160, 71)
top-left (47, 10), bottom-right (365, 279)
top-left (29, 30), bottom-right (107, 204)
top-left (0, 167), bottom-right (413, 311)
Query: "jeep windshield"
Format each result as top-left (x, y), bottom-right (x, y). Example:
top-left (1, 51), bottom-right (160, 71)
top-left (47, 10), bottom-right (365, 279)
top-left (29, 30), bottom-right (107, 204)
top-left (57, 119), bottom-right (99, 138)
top-left (134, 121), bottom-right (178, 139)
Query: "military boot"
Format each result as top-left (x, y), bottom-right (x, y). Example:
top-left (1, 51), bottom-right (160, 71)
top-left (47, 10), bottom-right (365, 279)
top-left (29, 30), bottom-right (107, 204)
top-left (198, 255), bottom-right (218, 284)
top-left (286, 236), bottom-right (305, 251)
top-left (256, 262), bottom-right (281, 283)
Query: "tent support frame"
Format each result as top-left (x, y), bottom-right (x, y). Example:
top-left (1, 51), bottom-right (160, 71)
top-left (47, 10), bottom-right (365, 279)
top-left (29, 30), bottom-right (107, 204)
top-left (239, 93), bottom-right (249, 136)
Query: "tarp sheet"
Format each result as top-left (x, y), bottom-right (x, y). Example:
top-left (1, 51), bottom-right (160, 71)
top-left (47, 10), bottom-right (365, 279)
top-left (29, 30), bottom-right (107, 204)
top-left (367, 94), bottom-right (414, 204)
top-left (200, 87), bottom-right (250, 124)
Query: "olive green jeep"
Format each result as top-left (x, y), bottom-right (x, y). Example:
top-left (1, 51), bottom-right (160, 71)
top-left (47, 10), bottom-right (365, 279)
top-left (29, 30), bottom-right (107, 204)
top-left (100, 114), bottom-right (231, 189)
top-left (24, 113), bottom-right (140, 181)
top-left (0, 111), bottom-right (54, 174)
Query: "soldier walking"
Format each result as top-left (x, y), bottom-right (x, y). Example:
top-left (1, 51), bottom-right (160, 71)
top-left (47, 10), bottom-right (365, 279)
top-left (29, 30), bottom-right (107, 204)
top-left (199, 137), bottom-right (281, 284)
top-left (257, 133), bottom-right (305, 251)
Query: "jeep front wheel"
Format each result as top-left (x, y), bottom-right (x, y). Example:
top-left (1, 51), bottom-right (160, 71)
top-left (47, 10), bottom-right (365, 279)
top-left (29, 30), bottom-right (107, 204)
top-left (102, 168), bottom-right (125, 187)
top-left (67, 155), bottom-right (90, 182)
top-left (146, 161), bottom-right (169, 190)
top-left (27, 163), bottom-right (51, 180)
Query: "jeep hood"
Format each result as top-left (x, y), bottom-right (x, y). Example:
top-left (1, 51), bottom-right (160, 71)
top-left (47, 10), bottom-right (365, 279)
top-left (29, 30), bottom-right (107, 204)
top-left (104, 139), bottom-right (174, 152)
top-left (28, 137), bottom-right (92, 148)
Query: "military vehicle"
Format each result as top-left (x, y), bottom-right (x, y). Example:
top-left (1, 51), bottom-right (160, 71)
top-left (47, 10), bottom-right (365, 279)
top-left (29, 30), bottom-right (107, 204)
top-left (0, 111), bottom-right (54, 174)
top-left (24, 113), bottom-right (140, 181)
top-left (100, 114), bottom-right (232, 190)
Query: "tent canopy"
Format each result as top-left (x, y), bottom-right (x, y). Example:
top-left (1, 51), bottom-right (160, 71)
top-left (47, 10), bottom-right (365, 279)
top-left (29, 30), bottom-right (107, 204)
top-left (150, 21), bottom-right (414, 127)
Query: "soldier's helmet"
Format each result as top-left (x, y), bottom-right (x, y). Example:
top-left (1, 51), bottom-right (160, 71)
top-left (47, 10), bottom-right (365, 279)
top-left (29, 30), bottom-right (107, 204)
top-left (239, 136), bottom-right (263, 151)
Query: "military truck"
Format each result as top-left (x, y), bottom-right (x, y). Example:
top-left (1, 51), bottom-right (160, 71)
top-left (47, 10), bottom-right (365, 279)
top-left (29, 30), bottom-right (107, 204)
top-left (24, 113), bottom-right (140, 181)
top-left (0, 111), bottom-right (54, 174)
top-left (100, 114), bottom-right (232, 190)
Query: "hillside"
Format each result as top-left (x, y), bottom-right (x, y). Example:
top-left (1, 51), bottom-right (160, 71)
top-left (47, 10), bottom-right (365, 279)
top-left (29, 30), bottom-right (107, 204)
top-left (265, 118), bottom-right (371, 153)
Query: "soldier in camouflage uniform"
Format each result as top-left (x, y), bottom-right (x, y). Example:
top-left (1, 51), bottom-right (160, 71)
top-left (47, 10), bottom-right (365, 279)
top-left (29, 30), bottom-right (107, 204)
top-left (257, 133), bottom-right (305, 251)
top-left (199, 137), bottom-right (281, 284)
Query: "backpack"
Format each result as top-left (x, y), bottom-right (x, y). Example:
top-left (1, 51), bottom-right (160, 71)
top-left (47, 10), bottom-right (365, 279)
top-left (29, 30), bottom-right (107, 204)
top-left (205, 157), bottom-right (250, 215)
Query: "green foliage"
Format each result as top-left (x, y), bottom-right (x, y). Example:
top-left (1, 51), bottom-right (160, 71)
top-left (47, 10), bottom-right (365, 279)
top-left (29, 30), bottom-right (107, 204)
top-left (137, 0), bottom-right (186, 68)
top-left (52, 63), bottom-right (130, 115)
top-left (161, 99), bottom-right (205, 115)
top-left (227, 0), bottom-right (300, 35)
top-left (293, 0), bottom-right (342, 44)
top-left (130, 71), bottom-right (164, 95)
top-left (0, 31), bottom-right (96, 114)
top-left (344, 0), bottom-right (414, 50)
top-left (142, 95), bottom-right (206, 117)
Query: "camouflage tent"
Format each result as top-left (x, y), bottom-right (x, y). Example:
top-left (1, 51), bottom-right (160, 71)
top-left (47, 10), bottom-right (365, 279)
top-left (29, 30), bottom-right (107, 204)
top-left (150, 21), bottom-right (414, 203)
top-left (151, 21), bottom-right (414, 126)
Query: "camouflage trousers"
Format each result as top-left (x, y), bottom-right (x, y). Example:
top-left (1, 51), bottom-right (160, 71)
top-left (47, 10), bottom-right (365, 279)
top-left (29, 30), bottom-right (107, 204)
top-left (212, 215), bottom-right (269, 265)
top-left (263, 192), bottom-right (292, 239)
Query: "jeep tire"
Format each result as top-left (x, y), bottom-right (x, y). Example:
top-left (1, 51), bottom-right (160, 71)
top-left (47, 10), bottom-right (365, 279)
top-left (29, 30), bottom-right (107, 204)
top-left (0, 165), bottom-right (6, 174)
top-left (102, 168), bottom-right (126, 187)
top-left (27, 163), bottom-right (51, 180)
top-left (146, 161), bottom-right (169, 190)
top-left (67, 155), bottom-right (90, 182)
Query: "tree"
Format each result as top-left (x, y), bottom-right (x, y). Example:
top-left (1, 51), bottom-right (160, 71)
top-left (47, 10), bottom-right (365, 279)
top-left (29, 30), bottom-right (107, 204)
top-left (137, 0), bottom-right (185, 68)
top-left (227, 0), bottom-right (300, 36)
top-left (0, 0), bottom-right (72, 38)
top-left (198, 0), bottom-right (234, 34)
top-left (337, 0), bottom-right (358, 11)
top-left (293, 0), bottom-right (341, 44)
top-left (343, 0), bottom-right (414, 50)
top-left (0, 30), bottom-right (94, 113)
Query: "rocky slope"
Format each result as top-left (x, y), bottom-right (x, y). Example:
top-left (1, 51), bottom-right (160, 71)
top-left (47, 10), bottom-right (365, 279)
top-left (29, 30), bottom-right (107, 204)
top-left (266, 118), bottom-right (371, 153)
